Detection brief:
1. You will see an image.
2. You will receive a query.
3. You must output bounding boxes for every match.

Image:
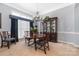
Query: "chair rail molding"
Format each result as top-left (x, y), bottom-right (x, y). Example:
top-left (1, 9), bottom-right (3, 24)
top-left (58, 32), bottom-right (79, 35)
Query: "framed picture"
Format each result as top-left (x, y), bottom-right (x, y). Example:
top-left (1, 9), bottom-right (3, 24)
top-left (0, 13), bottom-right (1, 28)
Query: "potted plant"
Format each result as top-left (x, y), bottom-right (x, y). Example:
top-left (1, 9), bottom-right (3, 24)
top-left (43, 16), bottom-right (49, 21)
top-left (30, 26), bottom-right (38, 37)
top-left (31, 26), bottom-right (37, 33)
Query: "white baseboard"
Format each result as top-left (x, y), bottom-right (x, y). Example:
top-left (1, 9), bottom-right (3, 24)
top-left (58, 40), bottom-right (79, 48)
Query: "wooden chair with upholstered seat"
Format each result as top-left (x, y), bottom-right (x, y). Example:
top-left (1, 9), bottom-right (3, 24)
top-left (36, 33), bottom-right (49, 54)
top-left (0, 31), bottom-right (16, 49)
top-left (24, 31), bottom-right (33, 46)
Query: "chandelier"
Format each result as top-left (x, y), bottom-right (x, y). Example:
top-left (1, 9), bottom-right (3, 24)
top-left (33, 11), bottom-right (41, 21)
top-left (33, 11), bottom-right (42, 27)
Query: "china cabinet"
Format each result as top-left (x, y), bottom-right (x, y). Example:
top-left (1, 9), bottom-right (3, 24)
top-left (43, 17), bottom-right (58, 42)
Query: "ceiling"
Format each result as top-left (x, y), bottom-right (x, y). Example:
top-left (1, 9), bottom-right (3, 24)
top-left (4, 3), bottom-right (73, 16)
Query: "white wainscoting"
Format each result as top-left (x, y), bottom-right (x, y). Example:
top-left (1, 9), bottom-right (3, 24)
top-left (58, 32), bottom-right (79, 48)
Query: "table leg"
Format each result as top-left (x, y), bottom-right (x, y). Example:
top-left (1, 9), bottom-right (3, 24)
top-left (34, 38), bottom-right (37, 51)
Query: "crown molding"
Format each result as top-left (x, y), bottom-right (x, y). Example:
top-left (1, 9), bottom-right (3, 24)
top-left (40, 3), bottom-right (74, 15)
top-left (3, 3), bottom-right (35, 16)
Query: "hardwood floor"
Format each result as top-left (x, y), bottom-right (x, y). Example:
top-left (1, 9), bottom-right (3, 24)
top-left (0, 39), bottom-right (79, 56)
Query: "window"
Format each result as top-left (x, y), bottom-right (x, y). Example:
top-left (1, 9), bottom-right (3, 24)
top-left (18, 20), bottom-right (30, 39)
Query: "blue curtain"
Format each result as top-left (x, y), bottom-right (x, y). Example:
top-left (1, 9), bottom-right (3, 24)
top-left (11, 18), bottom-right (18, 42)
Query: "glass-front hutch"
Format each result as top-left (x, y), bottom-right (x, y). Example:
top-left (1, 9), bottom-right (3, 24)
top-left (43, 17), bottom-right (57, 42)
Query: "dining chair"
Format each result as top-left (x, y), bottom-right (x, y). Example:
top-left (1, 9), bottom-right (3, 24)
top-left (24, 31), bottom-right (33, 46)
top-left (36, 33), bottom-right (49, 54)
top-left (0, 31), bottom-right (16, 49)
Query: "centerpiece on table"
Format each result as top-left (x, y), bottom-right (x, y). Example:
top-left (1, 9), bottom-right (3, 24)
top-left (30, 26), bottom-right (38, 38)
